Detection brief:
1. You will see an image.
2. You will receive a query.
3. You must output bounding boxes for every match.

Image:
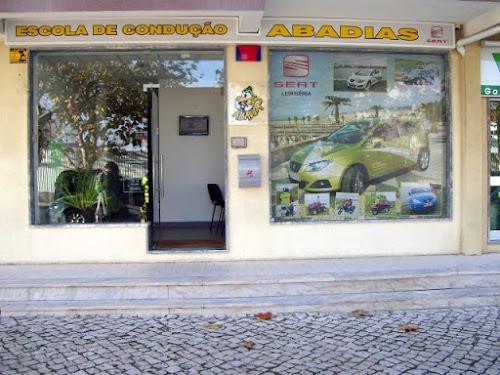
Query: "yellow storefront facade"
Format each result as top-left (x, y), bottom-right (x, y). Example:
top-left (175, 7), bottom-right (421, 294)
top-left (1, 0), bottom-right (499, 264)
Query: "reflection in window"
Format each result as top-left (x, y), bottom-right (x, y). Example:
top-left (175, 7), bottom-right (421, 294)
top-left (489, 100), bottom-right (500, 235)
top-left (490, 100), bottom-right (500, 176)
top-left (33, 50), bottom-right (223, 225)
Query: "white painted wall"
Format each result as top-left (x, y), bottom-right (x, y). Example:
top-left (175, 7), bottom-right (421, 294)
top-left (157, 88), bottom-right (224, 223)
top-left (0, 40), bottom-right (486, 264)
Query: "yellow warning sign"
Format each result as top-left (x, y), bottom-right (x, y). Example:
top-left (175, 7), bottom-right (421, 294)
top-left (10, 48), bottom-right (27, 63)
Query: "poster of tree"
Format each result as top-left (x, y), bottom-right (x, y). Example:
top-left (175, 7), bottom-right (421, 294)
top-left (269, 51), bottom-right (449, 223)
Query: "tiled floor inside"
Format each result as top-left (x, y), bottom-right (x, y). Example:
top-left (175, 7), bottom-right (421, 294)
top-left (151, 222), bottom-right (225, 250)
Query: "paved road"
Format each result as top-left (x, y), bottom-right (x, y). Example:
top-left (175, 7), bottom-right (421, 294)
top-left (1, 307), bottom-right (499, 375)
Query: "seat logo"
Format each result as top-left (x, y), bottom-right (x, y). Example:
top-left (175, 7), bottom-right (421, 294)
top-left (283, 54), bottom-right (309, 77)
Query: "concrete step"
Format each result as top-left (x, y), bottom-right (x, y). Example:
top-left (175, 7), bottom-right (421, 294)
top-left (1, 273), bottom-right (499, 302)
top-left (2, 287), bottom-right (499, 317)
top-left (1, 254), bottom-right (499, 316)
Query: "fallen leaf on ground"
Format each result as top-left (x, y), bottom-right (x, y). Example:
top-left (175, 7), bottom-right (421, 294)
top-left (398, 324), bottom-right (419, 332)
top-left (243, 341), bottom-right (255, 349)
top-left (349, 309), bottom-right (371, 318)
top-left (203, 323), bottom-right (221, 330)
top-left (254, 312), bottom-right (272, 320)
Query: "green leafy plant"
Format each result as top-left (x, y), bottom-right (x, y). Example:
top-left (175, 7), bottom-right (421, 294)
top-left (59, 169), bottom-right (103, 211)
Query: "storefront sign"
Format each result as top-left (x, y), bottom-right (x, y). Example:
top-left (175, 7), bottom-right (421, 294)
top-left (261, 19), bottom-right (454, 49)
top-left (6, 18), bottom-right (237, 45)
top-left (481, 47), bottom-right (500, 97)
top-left (5, 18), bottom-right (455, 49)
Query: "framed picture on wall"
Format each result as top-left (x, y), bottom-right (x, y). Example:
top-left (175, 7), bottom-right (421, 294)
top-left (179, 115), bottom-right (209, 135)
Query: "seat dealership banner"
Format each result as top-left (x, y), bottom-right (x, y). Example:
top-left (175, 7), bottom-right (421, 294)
top-left (5, 18), bottom-right (455, 49)
top-left (269, 51), bottom-right (450, 223)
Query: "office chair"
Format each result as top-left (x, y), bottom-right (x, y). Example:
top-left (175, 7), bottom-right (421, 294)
top-left (207, 183), bottom-right (225, 231)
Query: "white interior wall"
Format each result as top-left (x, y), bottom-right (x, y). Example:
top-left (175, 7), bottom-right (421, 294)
top-left (158, 88), bottom-right (225, 223)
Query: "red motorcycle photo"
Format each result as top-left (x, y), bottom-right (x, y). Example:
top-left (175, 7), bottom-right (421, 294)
top-left (308, 201), bottom-right (328, 215)
top-left (371, 200), bottom-right (390, 215)
top-left (338, 198), bottom-right (356, 215)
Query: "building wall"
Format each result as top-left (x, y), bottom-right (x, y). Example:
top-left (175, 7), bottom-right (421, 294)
top-left (0, 39), bottom-right (478, 264)
top-left (461, 42), bottom-right (500, 255)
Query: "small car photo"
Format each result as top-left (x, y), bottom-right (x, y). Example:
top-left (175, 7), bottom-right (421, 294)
top-left (347, 68), bottom-right (382, 90)
top-left (401, 183), bottom-right (439, 215)
top-left (401, 69), bottom-right (435, 85)
top-left (288, 118), bottom-right (430, 194)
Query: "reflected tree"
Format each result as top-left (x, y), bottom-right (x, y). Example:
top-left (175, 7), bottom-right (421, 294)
top-left (37, 56), bottom-right (198, 168)
top-left (418, 101), bottom-right (441, 133)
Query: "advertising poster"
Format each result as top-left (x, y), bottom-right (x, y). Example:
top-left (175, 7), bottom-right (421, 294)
top-left (481, 47), bottom-right (500, 97)
top-left (269, 51), bottom-right (449, 223)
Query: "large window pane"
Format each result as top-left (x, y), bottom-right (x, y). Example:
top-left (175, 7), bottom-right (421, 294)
top-left (32, 50), bottom-right (223, 225)
top-left (269, 51), bottom-right (450, 222)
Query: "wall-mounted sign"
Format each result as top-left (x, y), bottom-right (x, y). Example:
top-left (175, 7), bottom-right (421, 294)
top-left (261, 19), bottom-right (455, 49)
top-left (6, 18), bottom-right (236, 45)
top-left (9, 48), bottom-right (27, 63)
top-left (179, 115), bottom-right (209, 135)
top-left (124, 178), bottom-right (144, 193)
top-left (232, 86), bottom-right (264, 121)
top-left (5, 18), bottom-right (455, 49)
top-left (481, 47), bottom-right (500, 97)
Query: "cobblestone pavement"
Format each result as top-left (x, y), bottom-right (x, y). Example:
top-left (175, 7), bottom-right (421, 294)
top-left (0, 307), bottom-right (499, 375)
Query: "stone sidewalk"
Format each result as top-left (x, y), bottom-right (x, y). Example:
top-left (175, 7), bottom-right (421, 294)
top-left (1, 307), bottom-right (499, 375)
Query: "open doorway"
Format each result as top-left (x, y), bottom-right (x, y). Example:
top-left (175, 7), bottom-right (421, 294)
top-left (147, 51), bottom-right (226, 251)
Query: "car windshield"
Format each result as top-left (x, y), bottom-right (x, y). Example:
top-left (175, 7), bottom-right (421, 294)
top-left (355, 69), bottom-right (372, 76)
top-left (411, 187), bottom-right (432, 194)
top-left (326, 121), bottom-right (377, 144)
top-left (408, 69), bottom-right (420, 75)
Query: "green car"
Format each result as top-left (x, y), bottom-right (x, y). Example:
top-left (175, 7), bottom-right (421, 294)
top-left (288, 118), bottom-right (430, 193)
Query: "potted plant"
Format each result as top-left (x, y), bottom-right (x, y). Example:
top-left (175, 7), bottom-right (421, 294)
top-left (56, 168), bottom-right (104, 223)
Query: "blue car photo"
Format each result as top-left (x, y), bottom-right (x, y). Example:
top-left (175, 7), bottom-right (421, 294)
top-left (407, 185), bottom-right (438, 213)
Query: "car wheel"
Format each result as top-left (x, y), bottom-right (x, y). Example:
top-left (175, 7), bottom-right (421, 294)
top-left (365, 82), bottom-right (371, 90)
top-left (416, 149), bottom-right (430, 171)
top-left (341, 166), bottom-right (367, 194)
top-left (311, 209), bottom-right (317, 215)
top-left (371, 209), bottom-right (378, 215)
top-left (384, 206), bottom-right (390, 212)
top-left (65, 209), bottom-right (88, 223)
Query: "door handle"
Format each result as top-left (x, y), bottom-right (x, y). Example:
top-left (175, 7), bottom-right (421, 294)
top-left (152, 154), bottom-right (159, 194)
top-left (160, 153), bottom-right (165, 197)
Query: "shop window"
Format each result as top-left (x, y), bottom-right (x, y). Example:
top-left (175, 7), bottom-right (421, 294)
top-left (270, 51), bottom-right (450, 222)
top-left (489, 99), bottom-right (500, 241)
top-left (31, 50), bottom-right (223, 225)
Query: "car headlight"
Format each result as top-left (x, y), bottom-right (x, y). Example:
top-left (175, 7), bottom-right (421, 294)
top-left (410, 198), bottom-right (421, 205)
top-left (305, 160), bottom-right (332, 171)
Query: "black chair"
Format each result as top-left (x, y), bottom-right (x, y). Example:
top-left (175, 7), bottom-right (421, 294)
top-left (207, 183), bottom-right (225, 231)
